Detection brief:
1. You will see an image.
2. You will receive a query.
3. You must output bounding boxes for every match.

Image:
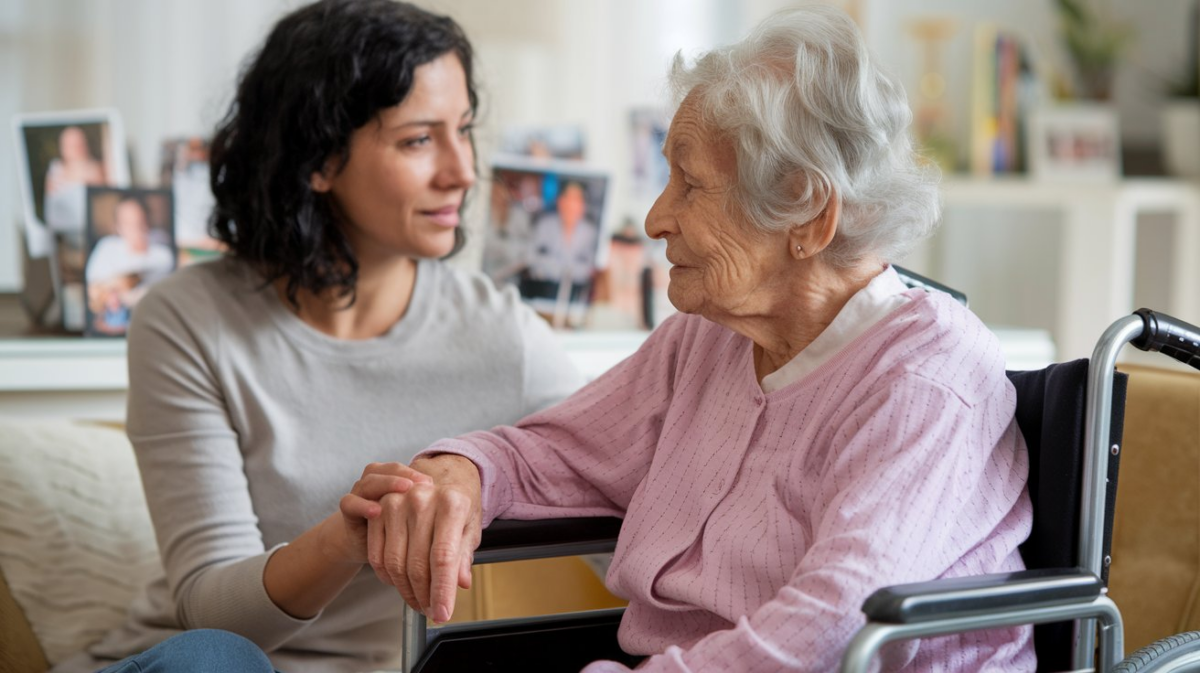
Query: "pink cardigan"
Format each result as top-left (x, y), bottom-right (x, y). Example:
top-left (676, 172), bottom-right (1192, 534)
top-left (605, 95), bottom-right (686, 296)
top-left (423, 289), bottom-right (1035, 672)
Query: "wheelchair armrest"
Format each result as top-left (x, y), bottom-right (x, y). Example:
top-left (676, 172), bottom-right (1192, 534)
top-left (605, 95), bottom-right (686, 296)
top-left (862, 568), bottom-right (1103, 624)
top-left (475, 517), bottom-right (622, 565)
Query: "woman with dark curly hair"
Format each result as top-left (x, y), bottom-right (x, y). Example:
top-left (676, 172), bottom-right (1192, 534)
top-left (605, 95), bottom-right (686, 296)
top-left (54, 2), bottom-right (582, 671)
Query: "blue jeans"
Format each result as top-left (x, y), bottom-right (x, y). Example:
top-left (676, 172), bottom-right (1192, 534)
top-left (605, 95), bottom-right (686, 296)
top-left (98, 629), bottom-right (278, 673)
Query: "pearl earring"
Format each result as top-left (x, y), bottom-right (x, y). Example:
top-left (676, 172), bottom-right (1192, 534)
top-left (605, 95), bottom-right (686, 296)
top-left (796, 245), bottom-right (804, 254)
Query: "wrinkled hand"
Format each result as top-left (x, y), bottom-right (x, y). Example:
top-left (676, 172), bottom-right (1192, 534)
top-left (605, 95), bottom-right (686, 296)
top-left (363, 455), bottom-right (483, 624)
top-left (336, 462), bottom-right (435, 565)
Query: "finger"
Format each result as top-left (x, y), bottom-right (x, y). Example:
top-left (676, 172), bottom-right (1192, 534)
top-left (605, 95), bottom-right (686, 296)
top-left (406, 497), bottom-right (438, 614)
top-left (339, 493), bottom-right (381, 520)
top-left (363, 461), bottom-right (434, 483)
top-left (428, 493), bottom-right (472, 624)
top-left (457, 551), bottom-right (473, 591)
top-left (396, 464), bottom-right (434, 484)
top-left (409, 469), bottom-right (435, 484)
top-left (351, 474), bottom-right (416, 500)
top-left (381, 493), bottom-right (421, 612)
top-left (367, 514), bottom-right (391, 586)
top-left (456, 509), bottom-right (482, 592)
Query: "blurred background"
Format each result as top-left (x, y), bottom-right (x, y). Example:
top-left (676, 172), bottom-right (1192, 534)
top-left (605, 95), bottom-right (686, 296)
top-left (2, 0), bottom-right (1199, 359)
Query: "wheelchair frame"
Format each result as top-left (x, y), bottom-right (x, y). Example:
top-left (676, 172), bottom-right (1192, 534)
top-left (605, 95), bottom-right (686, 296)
top-left (841, 308), bottom-right (1200, 672)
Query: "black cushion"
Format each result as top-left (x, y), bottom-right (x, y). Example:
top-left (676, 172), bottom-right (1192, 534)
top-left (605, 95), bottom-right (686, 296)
top-left (415, 610), bottom-right (636, 672)
top-left (1007, 360), bottom-right (1126, 673)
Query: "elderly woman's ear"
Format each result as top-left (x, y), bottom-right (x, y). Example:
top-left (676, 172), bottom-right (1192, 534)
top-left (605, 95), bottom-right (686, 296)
top-left (788, 195), bottom-right (840, 260)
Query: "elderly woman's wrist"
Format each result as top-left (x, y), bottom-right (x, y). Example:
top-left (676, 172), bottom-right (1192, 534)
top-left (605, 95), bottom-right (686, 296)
top-left (412, 453), bottom-right (480, 486)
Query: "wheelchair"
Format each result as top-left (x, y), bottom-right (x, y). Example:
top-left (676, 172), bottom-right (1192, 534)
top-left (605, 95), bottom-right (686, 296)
top-left (400, 270), bottom-right (1200, 672)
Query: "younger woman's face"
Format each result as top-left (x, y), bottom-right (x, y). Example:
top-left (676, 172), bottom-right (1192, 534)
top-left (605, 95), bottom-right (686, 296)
top-left (315, 52), bottom-right (475, 263)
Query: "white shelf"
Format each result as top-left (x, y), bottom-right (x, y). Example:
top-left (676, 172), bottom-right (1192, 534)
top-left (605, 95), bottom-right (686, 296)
top-left (0, 325), bottom-right (1052, 421)
top-left (0, 333), bottom-right (649, 394)
top-left (941, 175), bottom-right (1199, 205)
top-left (0, 339), bottom-right (127, 391)
top-left (937, 175), bottom-right (1200, 360)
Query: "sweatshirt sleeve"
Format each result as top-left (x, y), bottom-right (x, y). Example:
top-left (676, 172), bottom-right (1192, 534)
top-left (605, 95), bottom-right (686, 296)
top-left (516, 298), bottom-right (586, 417)
top-left (416, 314), bottom-right (693, 526)
top-left (583, 375), bottom-right (1032, 673)
top-left (125, 285), bottom-right (315, 651)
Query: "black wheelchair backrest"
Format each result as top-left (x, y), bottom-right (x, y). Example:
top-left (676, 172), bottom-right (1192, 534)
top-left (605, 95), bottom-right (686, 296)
top-left (1007, 360), bottom-right (1127, 672)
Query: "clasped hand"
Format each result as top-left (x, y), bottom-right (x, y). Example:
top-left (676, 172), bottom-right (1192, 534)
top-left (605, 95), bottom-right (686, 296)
top-left (340, 455), bottom-right (483, 624)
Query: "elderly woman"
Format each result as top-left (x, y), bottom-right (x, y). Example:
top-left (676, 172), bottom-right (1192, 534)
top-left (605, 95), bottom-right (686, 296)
top-left (352, 7), bottom-right (1033, 672)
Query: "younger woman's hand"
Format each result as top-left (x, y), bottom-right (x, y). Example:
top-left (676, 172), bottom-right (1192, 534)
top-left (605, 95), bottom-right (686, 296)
top-left (333, 462), bottom-right (434, 565)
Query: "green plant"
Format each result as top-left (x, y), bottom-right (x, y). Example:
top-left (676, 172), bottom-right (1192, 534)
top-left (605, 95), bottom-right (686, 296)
top-left (1054, 0), bottom-right (1135, 100)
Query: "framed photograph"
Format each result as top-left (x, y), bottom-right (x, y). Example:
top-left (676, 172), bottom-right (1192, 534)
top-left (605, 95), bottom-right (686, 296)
top-left (17, 234), bottom-right (57, 328)
top-left (589, 218), bottom-right (649, 330)
top-left (82, 187), bottom-right (176, 337)
top-left (12, 109), bottom-right (130, 259)
top-left (51, 230), bottom-right (87, 333)
top-left (630, 107), bottom-right (670, 200)
top-left (499, 124), bottom-right (586, 161)
top-left (482, 157), bottom-right (609, 329)
top-left (160, 136), bottom-right (222, 265)
top-left (1027, 104), bottom-right (1121, 182)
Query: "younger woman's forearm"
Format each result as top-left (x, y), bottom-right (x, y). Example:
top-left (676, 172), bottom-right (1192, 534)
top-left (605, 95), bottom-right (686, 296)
top-left (262, 512), bottom-right (362, 619)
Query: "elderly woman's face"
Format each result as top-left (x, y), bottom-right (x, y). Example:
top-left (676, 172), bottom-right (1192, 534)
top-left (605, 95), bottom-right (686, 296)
top-left (646, 97), bottom-right (786, 319)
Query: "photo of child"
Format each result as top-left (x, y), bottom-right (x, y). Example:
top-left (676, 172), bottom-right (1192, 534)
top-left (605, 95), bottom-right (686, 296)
top-left (83, 187), bottom-right (176, 337)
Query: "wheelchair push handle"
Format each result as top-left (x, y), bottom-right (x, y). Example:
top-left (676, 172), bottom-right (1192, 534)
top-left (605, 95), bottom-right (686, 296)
top-left (1131, 308), bottom-right (1200, 370)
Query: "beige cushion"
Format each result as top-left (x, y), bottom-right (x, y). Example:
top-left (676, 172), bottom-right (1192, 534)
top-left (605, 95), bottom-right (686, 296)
top-left (1110, 365), bottom-right (1200, 652)
top-left (0, 420), bottom-right (160, 666)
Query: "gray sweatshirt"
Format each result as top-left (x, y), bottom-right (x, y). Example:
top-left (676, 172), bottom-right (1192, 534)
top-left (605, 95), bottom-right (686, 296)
top-left (56, 256), bottom-right (582, 673)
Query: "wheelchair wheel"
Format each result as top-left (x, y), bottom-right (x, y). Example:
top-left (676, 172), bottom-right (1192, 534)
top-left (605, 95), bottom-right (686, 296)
top-left (1114, 632), bottom-right (1200, 672)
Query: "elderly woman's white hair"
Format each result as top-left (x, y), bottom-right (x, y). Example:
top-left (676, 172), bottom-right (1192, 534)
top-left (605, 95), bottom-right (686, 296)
top-left (668, 5), bottom-right (940, 267)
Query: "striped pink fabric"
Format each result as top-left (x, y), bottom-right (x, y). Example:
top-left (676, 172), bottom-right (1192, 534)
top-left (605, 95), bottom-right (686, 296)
top-left (424, 288), bottom-right (1035, 672)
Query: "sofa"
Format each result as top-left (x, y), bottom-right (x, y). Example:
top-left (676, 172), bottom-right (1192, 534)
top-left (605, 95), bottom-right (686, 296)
top-left (0, 421), bottom-right (621, 673)
top-left (1, 363), bottom-right (1198, 671)
top-left (0, 421), bottom-right (159, 673)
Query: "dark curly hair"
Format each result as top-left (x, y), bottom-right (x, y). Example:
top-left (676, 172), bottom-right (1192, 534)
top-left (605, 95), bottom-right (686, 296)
top-left (209, 0), bottom-right (478, 307)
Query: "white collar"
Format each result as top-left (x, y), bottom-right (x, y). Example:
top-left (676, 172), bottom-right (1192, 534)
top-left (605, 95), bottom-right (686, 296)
top-left (760, 266), bottom-right (911, 393)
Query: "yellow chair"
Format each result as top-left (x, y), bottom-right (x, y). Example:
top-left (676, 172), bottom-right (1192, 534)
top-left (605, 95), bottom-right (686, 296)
top-left (1110, 363), bottom-right (1200, 653)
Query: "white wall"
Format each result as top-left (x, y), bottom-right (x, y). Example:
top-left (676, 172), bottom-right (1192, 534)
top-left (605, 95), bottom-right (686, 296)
top-left (0, 3), bottom-right (22, 291)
